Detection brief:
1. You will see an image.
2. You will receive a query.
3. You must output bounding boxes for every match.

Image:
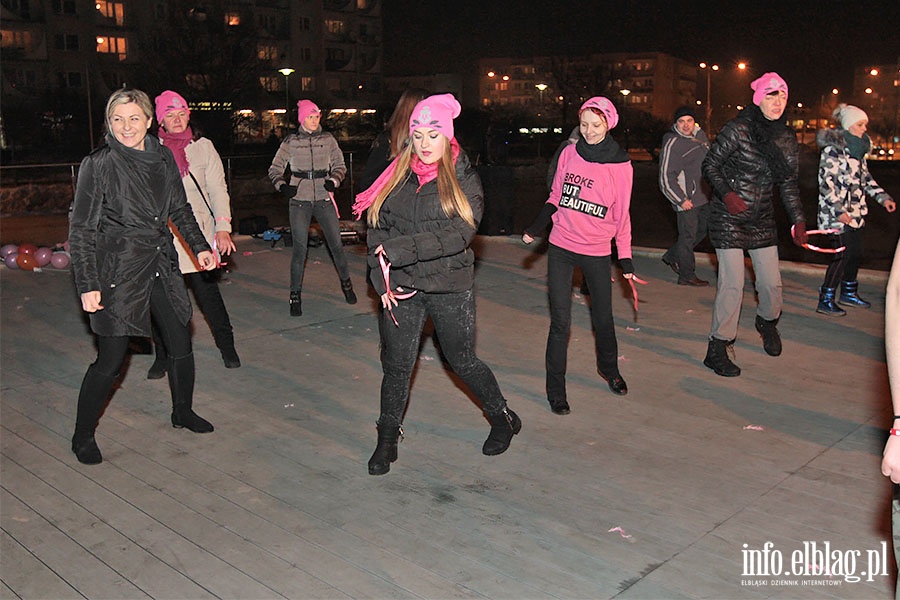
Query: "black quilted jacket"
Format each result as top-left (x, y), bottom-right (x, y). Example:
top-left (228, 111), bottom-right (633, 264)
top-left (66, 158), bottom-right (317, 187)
top-left (365, 151), bottom-right (483, 296)
top-left (702, 106), bottom-right (805, 249)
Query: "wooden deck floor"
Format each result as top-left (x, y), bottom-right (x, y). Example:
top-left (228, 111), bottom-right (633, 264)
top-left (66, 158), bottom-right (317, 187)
top-left (2, 236), bottom-right (896, 599)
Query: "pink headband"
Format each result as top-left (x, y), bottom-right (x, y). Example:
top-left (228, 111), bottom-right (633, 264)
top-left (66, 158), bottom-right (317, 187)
top-left (297, 99), bottom-right (321, 123)
top-left (579, 96), bottom-right (619, 130)
top-left (154, 90), bottom-right (190, 124)
top-left (751, 72), bottom-right (788, 106)
top-left (409, 93), bottom-right (461, 140)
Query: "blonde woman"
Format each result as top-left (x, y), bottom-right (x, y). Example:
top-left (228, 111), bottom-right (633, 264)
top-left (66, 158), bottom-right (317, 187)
top-left (353, 94), bottom-right (521, 475)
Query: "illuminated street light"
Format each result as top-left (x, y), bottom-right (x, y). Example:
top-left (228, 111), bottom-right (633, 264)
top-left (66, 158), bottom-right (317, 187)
top-left (699, 62), bottom-right (719, 130)
top-left (277, 67), bottom-right (295, 122)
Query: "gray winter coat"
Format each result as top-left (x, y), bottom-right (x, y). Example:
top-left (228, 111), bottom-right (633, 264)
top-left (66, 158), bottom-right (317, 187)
top-left (659, 126), bottom-right (710, 211)
top-left (268, 126), bottom-right (347, 201)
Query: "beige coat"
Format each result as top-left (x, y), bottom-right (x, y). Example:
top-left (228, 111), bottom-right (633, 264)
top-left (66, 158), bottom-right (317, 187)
top-left (165, 137), bottom-right (233, 273)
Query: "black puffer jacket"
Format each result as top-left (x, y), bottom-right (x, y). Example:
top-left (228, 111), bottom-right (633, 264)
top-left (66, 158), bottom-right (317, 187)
top-left (702, 105), bottom-right (805, 249)
top-left (366, 151), bottom-right (482, 295)
top-left (69, 133), bottom-right (210, 337)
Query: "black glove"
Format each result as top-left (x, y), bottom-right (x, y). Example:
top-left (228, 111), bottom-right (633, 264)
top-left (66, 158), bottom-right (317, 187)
top-left (619, 258), bottom-right (634, 275)
top-left (323, 178), bottom-right (337, 193)
top-left (280, 184), bottom-right (297, 199)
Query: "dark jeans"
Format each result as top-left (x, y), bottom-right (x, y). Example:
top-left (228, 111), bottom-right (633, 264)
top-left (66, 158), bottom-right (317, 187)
top-left (288, 198), bottom-right (350, 291)
top-left (377, 289), bottom-right (507, 427)
top-left (664, 204), bottom-right (709, 281)
top-left (546, 244), bottom-right (619, 404)
top-left (822, 226), bottom-right (864, 288)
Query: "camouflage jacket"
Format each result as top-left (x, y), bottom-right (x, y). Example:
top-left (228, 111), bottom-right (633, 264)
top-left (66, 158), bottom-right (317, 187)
top-left (816, 128), bottom-right (891, 231)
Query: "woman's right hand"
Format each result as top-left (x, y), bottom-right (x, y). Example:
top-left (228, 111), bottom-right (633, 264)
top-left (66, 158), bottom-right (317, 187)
top-left (81, 291), bottom-right (103, 313)
top-left (380, 290), bottom-right (398, 310)
top-left (522, 232), bottom-right (534, 244)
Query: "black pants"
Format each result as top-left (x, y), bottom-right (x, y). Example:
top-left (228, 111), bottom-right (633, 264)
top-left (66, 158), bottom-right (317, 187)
top-left (376, 289), bottom-right (507, 427)
top-left (546, 244), bottom-right (619, 404)
top-left (153, 270), bottom-right (234, 358)
top-left (289, 198), bottom-right (350, 291)
top-left (74, 278), bottom-right (193, 438)
top-left (822, 227), bottom-right (864, 289)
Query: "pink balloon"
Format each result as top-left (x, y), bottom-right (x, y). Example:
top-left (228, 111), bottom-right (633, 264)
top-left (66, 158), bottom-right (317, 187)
top-left (17, 243), bottom-right (38, 256)
top-left (0, 244), bottom-right (17, 258)
top-left (5, 253), bottom-right (20, 269)
top-left (50, 252), bottom-right (70, 269)
top-left (34, 247), bottom-right (53, 267)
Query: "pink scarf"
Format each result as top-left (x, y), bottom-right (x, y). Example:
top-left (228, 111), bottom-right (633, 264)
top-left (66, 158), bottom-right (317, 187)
top-left (352, 138), bottom-right (460, 220)
top-left (158, 127), bottom-right (193, 177)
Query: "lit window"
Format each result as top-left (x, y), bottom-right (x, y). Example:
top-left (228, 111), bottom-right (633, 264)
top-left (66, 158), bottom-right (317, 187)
top-left (357, 0), bottom-right (370, 8)
top-left (1, 30), bottom-right (34, 51)
top-left (96, 36), bottom-right (127, 60)
top-left (225, 12), bottom-right (240, 26)
top-left (325, 20), bottom-right (345, 34)
top-left (301, 76), bottom-right (314, 91)
top-left (257, 44), bottom-right (277, 60)
top-left (259, 76), bottom-right (279, 92)
top-left (95, 1), bottom-right (124, 26)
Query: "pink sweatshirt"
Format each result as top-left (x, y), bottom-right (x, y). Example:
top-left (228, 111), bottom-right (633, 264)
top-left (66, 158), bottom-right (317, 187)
top-left (547, 144), bottom-right (633, 258)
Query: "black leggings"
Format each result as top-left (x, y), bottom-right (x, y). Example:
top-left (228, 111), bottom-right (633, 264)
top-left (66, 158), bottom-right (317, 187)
top-left (93, 278), bottom-right (192, 376)
top-left (822, 227), bottom-right (864, 289)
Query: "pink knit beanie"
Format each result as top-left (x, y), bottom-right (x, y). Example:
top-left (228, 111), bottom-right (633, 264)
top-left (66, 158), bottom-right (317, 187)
top-left (751, 73), bottom-right (789, 106)
top-left (579, 96), bottom-right (619, 130)
top-left (409, 94), bottom-right (461, 139)
top-left (154, 90), bottom-right (190, 124)
top-left (297, 99), bottom-right (320, 123)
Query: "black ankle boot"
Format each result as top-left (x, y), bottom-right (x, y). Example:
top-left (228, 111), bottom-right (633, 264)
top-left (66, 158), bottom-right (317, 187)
top-left (168, 353), bottom-right (214, 433)
top-left (341, 278), bottom-right (357, 304)
top-left (220, 346), bottom-right (241, 368)
top-left (703, 337), bottom-right (741, 377)
top-left (290, 290), bottom-right (302, 316)
top-left (755, 315), bottom-right (782, 356)
top-left (368, 423), bottom-right (402, 475)
top-left (71, 435), bottom-right (103, 464)
top-left (482, 408), bottom-right (522, 456)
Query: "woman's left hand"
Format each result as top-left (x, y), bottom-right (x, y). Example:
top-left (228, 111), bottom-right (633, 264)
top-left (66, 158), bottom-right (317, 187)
top-left (885, 199), bottom-right (897, 213)
top-left (380, 290), bottom-right (398, 310)
top-left (215, 231), bottom-right (236, 255)
top-left (196, 250), bottom-right (216, 270)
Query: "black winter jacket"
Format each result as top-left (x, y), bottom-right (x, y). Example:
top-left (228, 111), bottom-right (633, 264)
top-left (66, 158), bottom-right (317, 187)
top-left (702, 106), bottom-right (805, 249)
top-left (69, 133), bottom-right (211, 337)
top-left (366, 151), bottom-right (483, 295)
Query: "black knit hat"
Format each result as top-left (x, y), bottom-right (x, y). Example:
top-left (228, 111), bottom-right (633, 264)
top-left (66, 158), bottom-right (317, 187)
top-left (673, 105), bottom-right (696, 122)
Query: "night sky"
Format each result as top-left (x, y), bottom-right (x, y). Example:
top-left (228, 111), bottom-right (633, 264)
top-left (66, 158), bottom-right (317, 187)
top-left (382, 0), bottom-right (900, 104)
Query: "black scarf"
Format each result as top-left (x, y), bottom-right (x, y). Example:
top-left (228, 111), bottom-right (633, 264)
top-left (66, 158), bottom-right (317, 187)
top-left (742, 104), bottom-right (792, 183)
top-left (575, 134), bottom-right (630, 164)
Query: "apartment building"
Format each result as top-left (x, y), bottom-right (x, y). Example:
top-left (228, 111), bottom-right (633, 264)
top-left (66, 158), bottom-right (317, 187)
top-left (478, 52), bottom-right (698, 125)
top-left (0, 0), bottom-right (383, 152)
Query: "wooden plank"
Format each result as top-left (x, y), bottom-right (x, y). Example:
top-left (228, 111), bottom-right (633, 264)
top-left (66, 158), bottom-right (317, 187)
top-left (0, 530), bottom-right (80, 600)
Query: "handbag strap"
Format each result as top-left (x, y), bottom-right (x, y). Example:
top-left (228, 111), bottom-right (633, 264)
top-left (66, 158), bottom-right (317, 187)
top-left (187, 171), bottom-right (215, 219)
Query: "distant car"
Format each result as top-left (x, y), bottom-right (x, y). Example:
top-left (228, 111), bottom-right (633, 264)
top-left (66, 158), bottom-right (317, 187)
top-left (869, 146), bottom-right (895, 160)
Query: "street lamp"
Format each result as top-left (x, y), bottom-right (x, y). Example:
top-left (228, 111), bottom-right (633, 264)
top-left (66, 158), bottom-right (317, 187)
top-left (278, 67), bottom-right (295, 124)
top-left (699, 62), bottom-right (719, 131)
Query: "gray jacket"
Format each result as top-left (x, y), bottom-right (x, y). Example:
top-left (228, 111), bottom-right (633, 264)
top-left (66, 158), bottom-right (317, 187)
top-left (268, 126), bottom-right (347, 201)
top-left (658, 125), bottom-right (710, 211)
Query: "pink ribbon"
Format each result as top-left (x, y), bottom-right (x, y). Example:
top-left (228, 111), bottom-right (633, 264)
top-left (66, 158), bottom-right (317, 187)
top-left (377, 250), bottom-right (416, 326)
top-left (792, 225), bottom-right (846, 254)
top-left (610, 274), bottom-right (648, 320)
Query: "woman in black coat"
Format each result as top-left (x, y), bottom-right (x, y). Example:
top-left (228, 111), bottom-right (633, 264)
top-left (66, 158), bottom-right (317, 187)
top-left (69, 88), bottom-right (216, 465)
top-left (700, 72), bottom-right (807, 377)
top-left (353, 94), bottom-right (521, 475)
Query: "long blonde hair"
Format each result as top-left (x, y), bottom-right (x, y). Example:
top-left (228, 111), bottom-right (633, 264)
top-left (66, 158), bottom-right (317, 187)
top-left (367, 136), bottom-right (475, 230)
